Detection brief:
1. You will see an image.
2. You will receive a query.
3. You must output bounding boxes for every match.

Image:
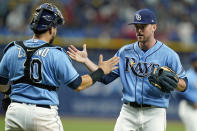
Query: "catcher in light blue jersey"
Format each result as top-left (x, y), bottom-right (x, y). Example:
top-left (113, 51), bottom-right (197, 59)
top-left (0, 3), bottom-right (119, 131)
top-left (178, 53), bottom-right (197, 131)
top-left (67, 8), bottom-right (188, 131)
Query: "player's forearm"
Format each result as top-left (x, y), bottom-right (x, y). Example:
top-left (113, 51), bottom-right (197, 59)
top-left (75, 75), bottom-right (93, 92)
top-left (83, 58), bottom-right (98, 72)
top-left (75, 68), bottom-right (105, 92)
top-left (176, 78), bottom-right (186, 92)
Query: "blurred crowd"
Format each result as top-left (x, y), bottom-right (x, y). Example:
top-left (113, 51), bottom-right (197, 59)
top-left (1, 0), bottom-right (197, 44)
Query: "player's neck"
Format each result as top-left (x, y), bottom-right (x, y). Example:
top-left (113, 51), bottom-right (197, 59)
top-left (139, 38), bottom-right (156, 51)
top-left (32, 34), bottom-right (50, 43)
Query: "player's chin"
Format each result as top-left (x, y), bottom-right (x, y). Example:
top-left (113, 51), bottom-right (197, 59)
top-left (137, 36), bottom-right (145, 41)
top-left (137, 38), bottom-right (145, 43)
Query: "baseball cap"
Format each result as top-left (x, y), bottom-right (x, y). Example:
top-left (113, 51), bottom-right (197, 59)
top-left (129, 8), bottom-right (157, 25)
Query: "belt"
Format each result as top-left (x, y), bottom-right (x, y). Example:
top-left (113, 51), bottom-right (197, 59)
top-left (124, 102), bottom-right (153, 108)
top-left (12, 100), bottom-right (51, 109)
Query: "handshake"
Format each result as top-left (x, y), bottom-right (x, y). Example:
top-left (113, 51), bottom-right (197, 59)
top-left (67, 44), bottom-right (120, 75)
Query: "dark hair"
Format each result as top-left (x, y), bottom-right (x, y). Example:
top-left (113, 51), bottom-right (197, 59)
top-left (33, 28), bottom-right (50, 36)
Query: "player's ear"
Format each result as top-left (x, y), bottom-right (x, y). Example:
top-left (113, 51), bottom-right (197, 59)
top-left (152, 24), bottom-right (157, 32)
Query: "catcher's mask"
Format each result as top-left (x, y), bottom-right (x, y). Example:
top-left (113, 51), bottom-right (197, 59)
top-left (30, 3), bottom-right (64, 33)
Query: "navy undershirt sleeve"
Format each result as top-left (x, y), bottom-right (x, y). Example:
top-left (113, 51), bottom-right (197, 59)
top-left (67, 76), bottom-right (82, 89)
top-left (67, 72), bottom-right (119, 89)
top-left (99, 72), bottom-right (119, 85)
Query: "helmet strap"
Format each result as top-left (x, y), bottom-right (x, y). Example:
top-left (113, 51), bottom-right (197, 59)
top-left (32, 8), bottom-right (44, 31)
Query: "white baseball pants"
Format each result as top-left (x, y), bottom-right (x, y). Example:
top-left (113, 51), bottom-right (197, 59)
top-left (114, 103), bottom-right (166, 131)
top-left (5, 102), bottom-right (63, 131)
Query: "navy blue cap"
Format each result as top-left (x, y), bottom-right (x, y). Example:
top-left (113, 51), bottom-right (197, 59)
top-left (129, 8), bottom-right (157, 25)
top-left (190, 52), bottom-right (197, 62)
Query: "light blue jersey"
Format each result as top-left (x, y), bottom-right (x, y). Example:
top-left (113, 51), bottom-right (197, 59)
top-left (178, 68), bottom-right (197, 103)
top-left (0, 39), bottom-right (79, 105)
top-left (112, 41), bottom-right (186, 108)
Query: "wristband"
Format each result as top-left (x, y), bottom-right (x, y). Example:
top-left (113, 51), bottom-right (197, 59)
top-left (90, 68), bottom-right (104, 83)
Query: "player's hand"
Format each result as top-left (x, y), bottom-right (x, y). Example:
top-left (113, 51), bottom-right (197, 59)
top-left (98, 54), bottom-right (119, 74)
top-left (67, 44), bottom-right (88, 63)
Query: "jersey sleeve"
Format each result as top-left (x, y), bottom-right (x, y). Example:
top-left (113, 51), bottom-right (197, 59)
top-left (0, 51), bottom-right (9, 79)
top-left (180, 81), bottom-right (197, 103)
top-left (177, 73), bottom-right (197, 103)
top-left (0, 49), bottom-right (10, 84)
top-left (54, 50), bottom-right (79, 87)
top-left (167, 51), bottom-right (186, 78)
top-left (100, 72), bottom-right (119, 85)
top-left (0, 41), bottom-right (17, 80)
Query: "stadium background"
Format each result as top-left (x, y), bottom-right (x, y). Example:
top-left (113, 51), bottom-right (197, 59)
top-left (0, 0), bottom-right (197, 130)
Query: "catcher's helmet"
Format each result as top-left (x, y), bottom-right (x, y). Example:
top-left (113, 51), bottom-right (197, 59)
top-left (30, 3), bottom-right (64, 33)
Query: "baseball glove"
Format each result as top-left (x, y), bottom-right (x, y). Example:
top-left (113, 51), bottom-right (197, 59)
top-left (148, 66), bottom-right (179, 93)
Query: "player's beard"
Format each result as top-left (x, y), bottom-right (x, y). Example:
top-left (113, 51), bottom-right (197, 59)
top-left (137, 36), bottom-right (148, 44)
top-left (137, 36), bottom-right (145, 43)
top-left (137, 32), bottom-right (146, 43)
top-left (137, 34), bottom-right (151, 44)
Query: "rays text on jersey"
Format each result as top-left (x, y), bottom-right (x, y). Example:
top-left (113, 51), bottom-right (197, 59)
top-left (125, 57), bottom-right (159, 77)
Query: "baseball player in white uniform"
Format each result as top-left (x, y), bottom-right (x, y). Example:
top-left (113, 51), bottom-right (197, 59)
top-left (67, 8), bottom-right (188, 131)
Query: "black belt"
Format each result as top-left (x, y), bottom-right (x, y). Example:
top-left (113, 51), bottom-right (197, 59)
top-left (124, 102), bottom-right (152, 108)
top-left (12, 100), bottom-right (51, 109)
